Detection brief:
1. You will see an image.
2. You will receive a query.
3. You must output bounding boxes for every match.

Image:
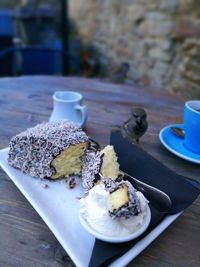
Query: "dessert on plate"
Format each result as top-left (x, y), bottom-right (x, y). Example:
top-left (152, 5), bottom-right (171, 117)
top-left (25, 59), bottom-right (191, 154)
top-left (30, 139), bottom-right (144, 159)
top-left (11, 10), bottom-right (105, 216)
top-left (80, 179), bottom-right (149, 237)
top-left (7, 119), bottom-right (150, 238)
top-left (8, 121), bottom-right (88, 179)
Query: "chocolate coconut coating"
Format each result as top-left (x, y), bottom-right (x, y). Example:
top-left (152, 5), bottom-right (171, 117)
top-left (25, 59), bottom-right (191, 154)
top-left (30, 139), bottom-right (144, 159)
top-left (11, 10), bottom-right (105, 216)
top-left (81, 148), bottom-right (103, 193)
top-left (8, 121), bottom-right (88, 178)
top-left (102, 176), bottom-right (119, 192)
top-left (107, 180), bottom-right (141, 219)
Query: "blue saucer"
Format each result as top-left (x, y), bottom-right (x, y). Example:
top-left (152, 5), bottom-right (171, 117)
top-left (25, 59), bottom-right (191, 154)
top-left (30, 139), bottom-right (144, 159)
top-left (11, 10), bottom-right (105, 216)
top-left (159, 124), bottom-right (200, 164)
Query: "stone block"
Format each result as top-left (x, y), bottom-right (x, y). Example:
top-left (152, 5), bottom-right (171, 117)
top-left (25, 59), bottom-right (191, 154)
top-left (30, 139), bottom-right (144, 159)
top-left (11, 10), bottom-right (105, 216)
top-left (126, 4), bottom-right (145, 23)
top-left (185, 59), bottom-right (200, 73)
top-left (186, 47), bottom-right (200, 56)
top-left (182, 69), bottom-right (200, 83)
top-left (182, 38), bottom-right (200, 50)
top-left (174, 17), bottom-right (200, 38)
top-left (178, 57), bottom-right (200, 83)
top-left (149, 48), bottom-right (171, 61)
top-left (153, 61), bottom-right (169, 76)
top-left (160, 0), bottom-right (178, 12)
top-left (146, 12), bottom-right (167, 20)
top-left (113, 37), bottom-right (129, 56)
top-left (138, 14), bottom-right (173, 37)
top-left (145, 38), bottom-right (172, 51)
top-left (178, 0), bottom-right (197, 13)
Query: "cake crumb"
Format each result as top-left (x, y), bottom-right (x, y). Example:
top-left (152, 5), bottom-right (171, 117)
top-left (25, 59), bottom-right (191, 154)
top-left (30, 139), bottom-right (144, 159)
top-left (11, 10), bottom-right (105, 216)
top-left (69, 178), bottom-right (76, 189)
top-left (66, 176), bottom-right (80, 189)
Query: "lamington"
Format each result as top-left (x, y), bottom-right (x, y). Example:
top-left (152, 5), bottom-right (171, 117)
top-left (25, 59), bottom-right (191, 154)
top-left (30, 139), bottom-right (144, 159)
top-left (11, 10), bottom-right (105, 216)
top-left (8, 121), bottom-right (88, 179)
top-left (106, 180), bottom-right (141, 219)
top-left (81, 145), bottom-right (120, 193)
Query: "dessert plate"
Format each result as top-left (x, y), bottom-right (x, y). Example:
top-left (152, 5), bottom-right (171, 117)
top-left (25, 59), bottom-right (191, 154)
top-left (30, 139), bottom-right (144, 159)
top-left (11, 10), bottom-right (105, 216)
top-left (0, 148), bottom-right (181, 267)
top-left (79, 206), bottom-right (151, 243)
top-left (159, 124), bottom-right (200, 164)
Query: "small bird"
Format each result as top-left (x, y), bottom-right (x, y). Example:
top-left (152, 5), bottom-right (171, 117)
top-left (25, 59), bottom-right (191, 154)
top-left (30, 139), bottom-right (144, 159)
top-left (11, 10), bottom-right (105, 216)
top-left (121, 108), bottom-right (148, 143)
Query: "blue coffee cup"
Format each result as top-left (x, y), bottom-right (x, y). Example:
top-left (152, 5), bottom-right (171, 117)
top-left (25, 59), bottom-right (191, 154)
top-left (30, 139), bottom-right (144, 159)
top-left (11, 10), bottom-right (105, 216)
top-left (183, 100), bottom-right (200, 154)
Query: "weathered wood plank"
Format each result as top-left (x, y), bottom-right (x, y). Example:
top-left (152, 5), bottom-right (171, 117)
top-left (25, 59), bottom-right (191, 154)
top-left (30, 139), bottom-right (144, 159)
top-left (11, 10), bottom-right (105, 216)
top-left (0, 180), bottom-right (75, 267)
top-left (128, 199), bottom-right (200, 267)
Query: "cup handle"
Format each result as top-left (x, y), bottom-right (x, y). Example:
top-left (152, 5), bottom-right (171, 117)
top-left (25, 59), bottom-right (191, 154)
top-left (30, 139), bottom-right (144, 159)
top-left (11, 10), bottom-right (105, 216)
top-left (75, 105), bottom-right (88, 127)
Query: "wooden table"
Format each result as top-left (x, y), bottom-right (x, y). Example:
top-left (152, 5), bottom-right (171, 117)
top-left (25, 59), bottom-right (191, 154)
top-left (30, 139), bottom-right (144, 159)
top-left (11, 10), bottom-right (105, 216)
top-left (0, 76), bottom-right (199, 267)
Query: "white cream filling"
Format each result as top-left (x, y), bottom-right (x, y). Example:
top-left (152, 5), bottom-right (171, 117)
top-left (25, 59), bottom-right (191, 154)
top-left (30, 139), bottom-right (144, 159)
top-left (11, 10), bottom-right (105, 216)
top-left (80, 184), bottom-right (149, 237)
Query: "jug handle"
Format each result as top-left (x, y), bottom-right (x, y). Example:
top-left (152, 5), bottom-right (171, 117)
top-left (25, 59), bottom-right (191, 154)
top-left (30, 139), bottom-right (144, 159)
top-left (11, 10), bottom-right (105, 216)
top-left (75, 105), bottom-right (88, 127)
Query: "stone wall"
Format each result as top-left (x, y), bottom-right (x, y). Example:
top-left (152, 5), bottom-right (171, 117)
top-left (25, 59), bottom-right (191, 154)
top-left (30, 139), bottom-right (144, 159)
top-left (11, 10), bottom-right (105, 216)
top-left (1, 0), bottom-right (199, 97)
top-left (69, 0), bottom-right (200, 97)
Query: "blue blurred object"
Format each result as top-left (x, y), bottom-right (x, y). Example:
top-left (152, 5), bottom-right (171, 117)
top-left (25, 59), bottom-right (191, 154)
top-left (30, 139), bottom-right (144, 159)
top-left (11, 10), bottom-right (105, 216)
top-left (14, 5), bottom-right (55, 45)
top-left (0, 9), bottom-right (14, 76)
top-left (43, 39), bottom-right (62, 74)
top-left (21, 47), bottom-right (55, 75)
top-left (43, 38), bottom-right (82, 74)
top-left (0, 38), bottom-right (14, 76)
top-left (0, 9), bottom-right (14, 36)
top-left (0, 46), bottom-right (81, 76)
top-left (183, 100), bottom-right (200, 154)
